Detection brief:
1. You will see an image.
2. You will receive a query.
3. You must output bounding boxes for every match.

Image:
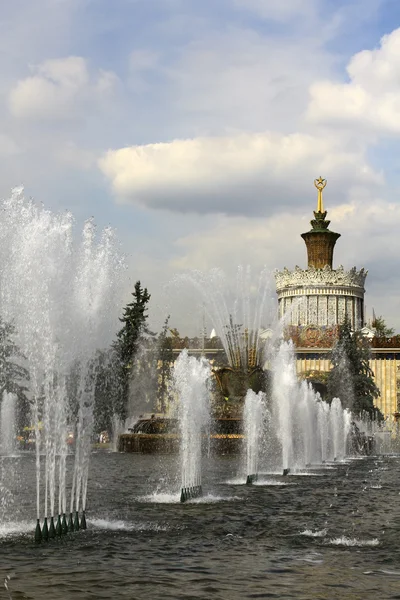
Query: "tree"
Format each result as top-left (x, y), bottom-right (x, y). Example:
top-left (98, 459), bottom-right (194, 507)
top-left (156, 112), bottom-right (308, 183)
top-left (157, 316), bottom-right (174, 413)
top-left (0, 318), bottom-right (30, 427)
top-left (113, 281), bottom-right (153, 419)
top-left (372, 315), bottom-right (395, 337)
top-left (327, 316), bottom-right (382, 419)
top-left (115, 281), bottom-right (152, 365)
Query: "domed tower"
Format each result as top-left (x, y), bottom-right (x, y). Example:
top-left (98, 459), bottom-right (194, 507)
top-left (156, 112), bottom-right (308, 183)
top-left (274, 178), bottom-right (367, 337)
top-left (300, 177), bottom-right (341, 269)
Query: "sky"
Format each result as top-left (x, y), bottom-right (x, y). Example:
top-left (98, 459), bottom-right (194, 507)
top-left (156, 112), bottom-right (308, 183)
top-left (2, 0), bottom-right (400, 335)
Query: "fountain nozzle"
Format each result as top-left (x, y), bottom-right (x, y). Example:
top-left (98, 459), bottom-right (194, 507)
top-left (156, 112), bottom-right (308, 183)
top-left (42, 517), bottom-right (49, 541)
top-left (35, 518), bottom-right (42, 543)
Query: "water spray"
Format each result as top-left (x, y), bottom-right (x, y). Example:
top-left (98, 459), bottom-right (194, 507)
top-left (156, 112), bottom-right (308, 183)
top-left (243, 390), bottom-right (265, 487)
top-left (175, 351), bottom-right (210, 506)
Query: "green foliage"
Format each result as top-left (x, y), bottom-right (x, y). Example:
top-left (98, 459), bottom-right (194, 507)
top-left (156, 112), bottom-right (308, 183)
top-left (93, 291), bottom-right (177, 429)
top-left (115, 281), bottom-right (152, 366)
top-left (301, 370), bottom-right (329, 385)
top-left (0, 318), bottom-right (30, 426)
top-left (113, 281), bottom-right (153, 420)
top-left (372, 315), bottom-right (395, 337)
top-left (327, 316), bottom-right (382, 419)
top-left (157, 316), bottom-right (174, 413)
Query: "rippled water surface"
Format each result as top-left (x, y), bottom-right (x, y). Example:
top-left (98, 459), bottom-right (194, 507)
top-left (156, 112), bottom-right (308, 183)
top-left (1, 453), bottom-right (400, 599)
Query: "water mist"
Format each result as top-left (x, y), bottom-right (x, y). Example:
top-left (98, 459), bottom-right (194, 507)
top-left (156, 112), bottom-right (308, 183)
top-left (243, 390), bottom-right (265, 484)
top-left (0, 188), bottom-right (124, 539)
top-left (173, 350), bottom-right (210, 502)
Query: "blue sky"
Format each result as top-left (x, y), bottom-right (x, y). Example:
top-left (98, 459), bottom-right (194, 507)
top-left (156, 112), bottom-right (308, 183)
top-left (2, 0), bottom-right (400, 333)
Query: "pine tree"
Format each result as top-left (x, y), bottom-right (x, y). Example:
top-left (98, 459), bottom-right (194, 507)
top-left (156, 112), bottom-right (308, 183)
top-left (113, 281), bottom-right (153, 419)
top-left (115, 281), bottom-right (152, 365)
top-left (157, 316), bottom-right (174, 414)
top-left (327, 316), bottom-right (382, 419)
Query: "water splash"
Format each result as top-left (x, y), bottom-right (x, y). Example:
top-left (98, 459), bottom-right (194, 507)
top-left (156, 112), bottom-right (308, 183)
top-left (269, 341), bottom-right (351, 473)
top-left (174, 350), bottom-right (210, 499)
top-left (0, 188), bottom-right (124, 523)
top-left (328, 536), bottom-right (379, 547)
top-left (300, 529), bottom-right (328, 538)
top-left (271, 342), bottom-right (296, 471)
top-left (243, 390), bottom-right (265, 483)
top-left (111, 413), bottom-right (124, 452)
top-left (176, 267), bottom-right (275, 369)
top-left (0, 393), bottom-right (17, 455)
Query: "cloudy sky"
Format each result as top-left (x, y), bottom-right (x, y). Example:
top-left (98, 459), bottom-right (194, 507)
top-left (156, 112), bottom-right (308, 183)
top-left (2, 0), bottom-right (400, 334)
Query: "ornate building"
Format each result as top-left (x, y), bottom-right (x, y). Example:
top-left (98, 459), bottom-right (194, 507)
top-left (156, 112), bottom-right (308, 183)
top-left (275, 178), bottom-right (399, 421)
top-left (275, 177), bottom-right (367, 337)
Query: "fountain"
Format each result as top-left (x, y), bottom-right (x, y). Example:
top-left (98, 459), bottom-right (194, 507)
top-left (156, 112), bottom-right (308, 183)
top-left (179, 267), bottom-right (273, 452)
top-left (111, 413), bottom-right (125, 452)
top-left (271, 342), bottom-right (295, 474)
top-left (0, 178), bottom-right (381, 587)
top-left (243, 390), bottom-right (265, 485)
top-left (118, 266), bottom-right (359, 483)
top-left (174, 350), bottom-right (210, 502)
top-left (118, 267), bottom-right (274, 455)
top-left (330, 398), bottom-right (352, 461)
top-left (0, 188), bottom-right (124, 540)
top-left (259, 339), bottom-right (356, 474)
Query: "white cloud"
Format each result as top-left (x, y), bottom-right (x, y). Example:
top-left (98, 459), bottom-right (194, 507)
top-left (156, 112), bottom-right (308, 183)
top-left (171, 213), bottom-right (302, 273)
top-left (308, 28), bottom-right (400, 134)
top-left (9, 56), bottom-right (118, 121)
top-left (162, 27), bottom-right (333, 135)
top-left (99, 131), bottom-right (381, 216)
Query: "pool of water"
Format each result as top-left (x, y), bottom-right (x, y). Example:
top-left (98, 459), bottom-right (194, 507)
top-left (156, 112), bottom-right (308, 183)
top-left (1, 453), bottom-right (400, 599)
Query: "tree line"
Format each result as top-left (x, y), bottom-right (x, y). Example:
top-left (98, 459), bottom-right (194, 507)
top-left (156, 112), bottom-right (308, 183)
top-left (0, 286), bottom-right (391, 431)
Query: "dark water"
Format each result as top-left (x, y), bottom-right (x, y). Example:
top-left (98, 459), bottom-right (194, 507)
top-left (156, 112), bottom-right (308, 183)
top-left (1, 453), bottom-right (400, 599)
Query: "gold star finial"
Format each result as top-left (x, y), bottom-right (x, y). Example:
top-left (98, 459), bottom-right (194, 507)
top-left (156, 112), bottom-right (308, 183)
top-left (314, 176), bottom-right (327, 212)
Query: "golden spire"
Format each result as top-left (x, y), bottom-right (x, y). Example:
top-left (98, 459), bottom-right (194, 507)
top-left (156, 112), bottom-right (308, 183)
top-left (314, 176), bottom-right (327, 213)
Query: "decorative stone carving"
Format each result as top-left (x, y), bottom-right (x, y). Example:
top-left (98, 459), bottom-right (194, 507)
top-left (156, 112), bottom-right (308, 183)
top-left (285, 325), bottom-right (339, 348)
top-left (274, 265), bottom-right (367, 291)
